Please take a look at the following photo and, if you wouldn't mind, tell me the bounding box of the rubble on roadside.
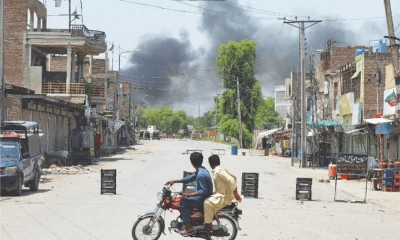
[41,164,97,175]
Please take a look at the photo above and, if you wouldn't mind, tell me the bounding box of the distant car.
[147,125,157,133]
[152,132,160,140]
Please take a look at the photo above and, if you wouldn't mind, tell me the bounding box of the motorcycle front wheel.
[208,214,238,240]
[132,216,163,240]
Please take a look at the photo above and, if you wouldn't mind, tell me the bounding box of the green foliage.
[219,116,252,147]
[141,107,189,134]
[85,82,96,106]
[255,97,284,130]
[186,110,217,133]
[216,40,263,146]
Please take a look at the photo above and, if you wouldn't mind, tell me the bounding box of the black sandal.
[203,225,213,232]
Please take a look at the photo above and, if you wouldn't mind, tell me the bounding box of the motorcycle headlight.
[157,192,164,201]
[4,166,18,175]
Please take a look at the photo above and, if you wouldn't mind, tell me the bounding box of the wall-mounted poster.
[339,92,355,116]
[352,102,362,125]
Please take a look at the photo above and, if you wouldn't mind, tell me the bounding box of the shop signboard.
[336,153,368,175]
[334,153,368,203]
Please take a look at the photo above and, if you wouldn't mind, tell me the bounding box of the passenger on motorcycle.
[204,155,242,232]
[168,152,213,236]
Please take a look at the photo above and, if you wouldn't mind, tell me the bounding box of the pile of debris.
[42,164,97,175]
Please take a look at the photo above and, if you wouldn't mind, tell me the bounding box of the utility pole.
[1,0,5,123]
[118,48,140,121]
[198,102,200,134]
[376,50,382,113]
[384,0,399,72]
[284,17,322,168]
[68,0,71,32]
[236,77,243,148]
[291,98,295,166]
[214,95,218,142]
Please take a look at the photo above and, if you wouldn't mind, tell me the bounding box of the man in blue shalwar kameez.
[169,152,213,236]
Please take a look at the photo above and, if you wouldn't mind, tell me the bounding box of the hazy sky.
[43,0,400,115]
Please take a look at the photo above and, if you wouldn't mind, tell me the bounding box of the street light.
[215,93,220,142]
[118,49,141,75]
[115,48,141,121]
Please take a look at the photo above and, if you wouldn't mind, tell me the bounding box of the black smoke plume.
[122,0,384,116]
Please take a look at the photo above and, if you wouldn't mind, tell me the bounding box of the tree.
[141,107,189,134]
[216,40,263,147]
[255,97,284,130]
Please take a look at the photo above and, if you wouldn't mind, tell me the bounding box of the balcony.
[42,83,107,105]
[42,83,85,94]
[28,25,107,55]
[91,87,106,98]
[71,25,106,45]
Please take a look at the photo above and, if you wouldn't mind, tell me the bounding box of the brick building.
[0,0,111,154]
[315,40,399,163]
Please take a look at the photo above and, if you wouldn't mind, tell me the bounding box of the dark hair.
[190,152,203,167]
[208,155,220,166]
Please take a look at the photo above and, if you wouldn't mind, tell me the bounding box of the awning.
[351,70,360,79]
[345,128,366,134]
[22,95,86,110]
[4,83,35,95]
[307,120,339,127]
[254,128,282,148]
[364,118,394,125]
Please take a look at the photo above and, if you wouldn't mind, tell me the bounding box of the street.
[1,140,399,240]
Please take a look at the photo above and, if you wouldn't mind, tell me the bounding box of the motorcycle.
[132,183,242,240]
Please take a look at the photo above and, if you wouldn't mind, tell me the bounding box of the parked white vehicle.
[147,125,157,133]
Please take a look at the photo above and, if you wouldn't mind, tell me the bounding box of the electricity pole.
[236,77,243,148]
[384,0,399,73]
[214,94,218,142]
[376,50,382,113]
[283,17,321,168]
[68,0,71,32]
[1,0,5,123]
[198,102,200,134]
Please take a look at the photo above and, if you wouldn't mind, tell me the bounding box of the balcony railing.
[42,83,105,97]
[71,24,106,45]
[92,87,106,97]
[42,83,85,94]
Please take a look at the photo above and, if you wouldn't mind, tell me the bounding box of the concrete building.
[0,0,110,155]
[275,85,291,119]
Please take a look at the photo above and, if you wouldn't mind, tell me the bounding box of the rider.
[203,155,242,232]
[168,152,213,236]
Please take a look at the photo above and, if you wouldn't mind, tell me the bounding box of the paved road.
[1,140,399,240]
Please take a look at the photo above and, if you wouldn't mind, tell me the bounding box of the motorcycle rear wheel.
[132,216,162,240]
[208,214,238,240]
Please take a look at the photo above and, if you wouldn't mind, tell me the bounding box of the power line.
[394,22,400,32]
[222,0,300,18]
[174,0,278,20]
[270,23,285,55]
[117,0,277,20]
[321,15,400,21]
[116,0,203,15]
